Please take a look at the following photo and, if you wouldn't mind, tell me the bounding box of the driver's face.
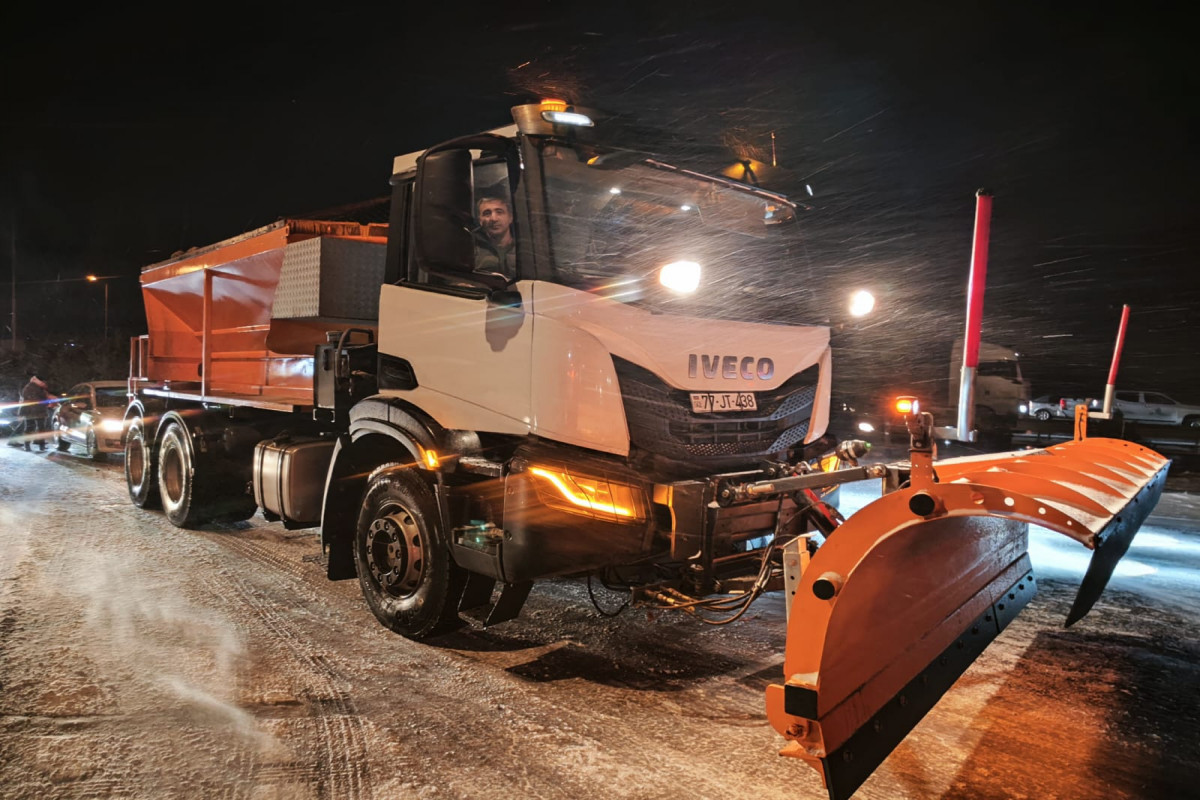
[478,199,512,240]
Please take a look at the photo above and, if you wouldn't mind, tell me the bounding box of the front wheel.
[52,415,71,451]
[87,429,109,462]
[354,465,465,640]
[1035,409,1052,421]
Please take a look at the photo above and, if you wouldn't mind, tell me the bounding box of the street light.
[849,289,876,317]
[86,274,109,342]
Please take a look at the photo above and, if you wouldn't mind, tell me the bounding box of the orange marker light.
[540,98,568,113]
[894,396,919,415]
[527,466,646,522]
[422,448,440,469]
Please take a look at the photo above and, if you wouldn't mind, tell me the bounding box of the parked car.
[1025,395,1100,421]
[1026,395,1065,421]
[1112,390,1200,428]
[51,380,129,460]
[0,400,20,437]
[0,393,23,438]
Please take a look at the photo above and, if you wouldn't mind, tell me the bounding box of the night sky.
[3,4,1196,402]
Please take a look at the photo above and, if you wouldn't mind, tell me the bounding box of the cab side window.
[471,162,516,280]
[410,146,517,294]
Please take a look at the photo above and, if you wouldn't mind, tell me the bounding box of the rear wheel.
[157,419,257,527]
[1183,416,1200,429]
[159,421,201,527]
[354,465,465,640]
[125,416,159,508]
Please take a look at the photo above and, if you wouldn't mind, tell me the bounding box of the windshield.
[977,360,1020,380]
[537,143,802,320]
[95,387,127,407]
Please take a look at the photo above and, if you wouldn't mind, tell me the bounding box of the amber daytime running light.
[528,466,646,523]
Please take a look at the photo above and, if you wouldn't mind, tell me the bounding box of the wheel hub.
[128,436,145,481]
[365,512,424,598]
[161,445,183,503]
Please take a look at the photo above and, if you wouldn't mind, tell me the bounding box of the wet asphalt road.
[1,436,1197,799]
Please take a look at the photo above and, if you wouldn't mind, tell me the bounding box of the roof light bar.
[542,110,594,127]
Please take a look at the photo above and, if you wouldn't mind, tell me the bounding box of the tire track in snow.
[202,532,372,800]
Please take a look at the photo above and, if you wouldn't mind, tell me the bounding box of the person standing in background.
[14,370,57,452]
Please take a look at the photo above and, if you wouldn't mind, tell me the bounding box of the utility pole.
[86,274,112,342]
[9,206,16,353]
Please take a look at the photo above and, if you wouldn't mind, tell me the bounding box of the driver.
[473,189,516,278]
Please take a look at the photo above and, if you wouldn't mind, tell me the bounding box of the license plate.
[689,392,757,413]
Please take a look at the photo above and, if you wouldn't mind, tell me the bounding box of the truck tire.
[157,419,258,527]
[125,416,160,509]
[158,421,203,527]
[354,464,465,640]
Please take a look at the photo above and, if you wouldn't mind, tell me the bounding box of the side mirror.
[470,270,513,293]
[488,288,523,310]
[415,148,476,274]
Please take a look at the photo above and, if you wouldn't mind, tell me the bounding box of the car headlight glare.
[659,260,701,294]
[100,419,125,433]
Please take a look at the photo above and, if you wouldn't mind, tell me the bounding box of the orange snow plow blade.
[765,437,1170,800]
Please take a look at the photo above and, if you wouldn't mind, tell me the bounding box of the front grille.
[613,356,819,464]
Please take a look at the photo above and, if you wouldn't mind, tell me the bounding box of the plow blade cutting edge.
[765,436,1170,799]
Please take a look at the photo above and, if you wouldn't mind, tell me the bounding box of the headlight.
[848,289,876,317]
[100,419,125,433]
[659,261,701,294]
[1019,403,1029,414]
[528,466,647,524]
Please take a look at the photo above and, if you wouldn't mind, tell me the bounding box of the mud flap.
[765,437,1170,799]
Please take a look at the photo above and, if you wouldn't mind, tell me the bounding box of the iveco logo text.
[688,354,774,380]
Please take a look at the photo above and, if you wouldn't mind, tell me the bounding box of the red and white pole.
[1102,304,1130,417]
[957,188,993,441]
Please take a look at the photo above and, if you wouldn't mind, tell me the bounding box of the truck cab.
[948,338,1030,424]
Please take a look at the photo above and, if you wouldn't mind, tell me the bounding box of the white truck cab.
[948,338,1031,423]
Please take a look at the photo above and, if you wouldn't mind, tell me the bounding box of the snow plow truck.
[120,99,1170,799]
